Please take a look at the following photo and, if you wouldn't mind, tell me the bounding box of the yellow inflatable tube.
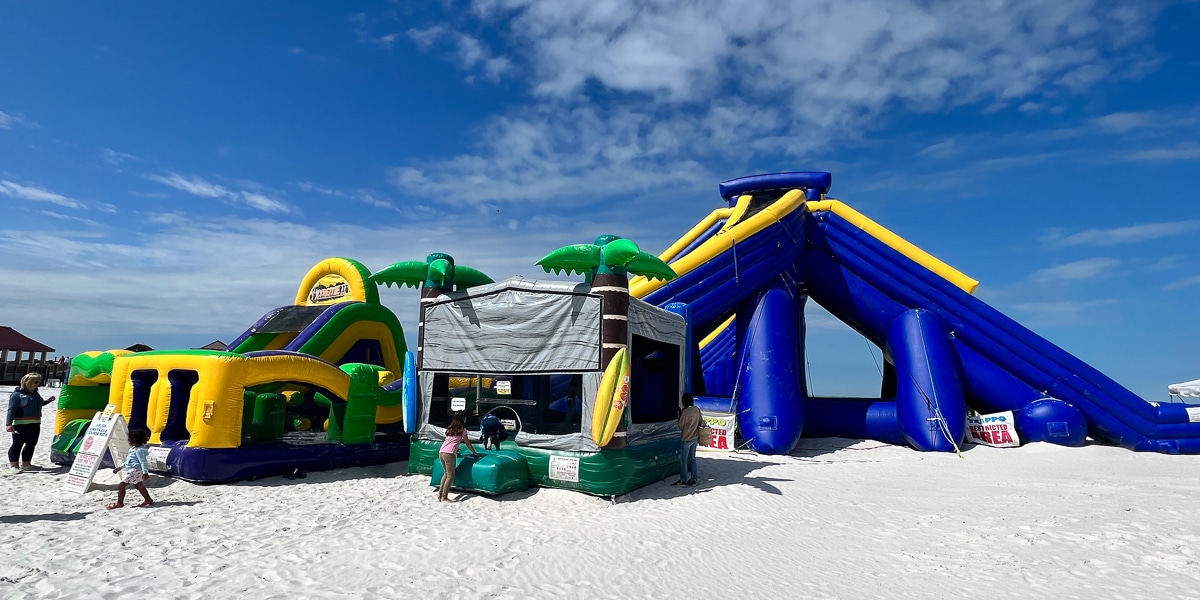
[630,189,808,297]
[629,190,978,298]
[658,207,735,264]
[806,200,978,294]
[698,314,736,350]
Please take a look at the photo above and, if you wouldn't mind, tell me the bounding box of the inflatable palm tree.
[371,253,494,366]
[536,235,676,448]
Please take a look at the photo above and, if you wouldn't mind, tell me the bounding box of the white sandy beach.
[4,401,1200,599]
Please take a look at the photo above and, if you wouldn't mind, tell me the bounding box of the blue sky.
[1,1,1197,401]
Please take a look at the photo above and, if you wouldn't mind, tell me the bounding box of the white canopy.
[1168,378,1200,398]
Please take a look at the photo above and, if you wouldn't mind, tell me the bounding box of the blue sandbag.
[1016,398,1088,447]
[430,450,530,495]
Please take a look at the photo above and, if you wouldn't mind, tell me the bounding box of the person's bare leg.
[135,482,153,506]
[108,482,128,509]
[438,454,456,502]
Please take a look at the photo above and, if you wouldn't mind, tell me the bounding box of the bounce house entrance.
[428,372,584,437]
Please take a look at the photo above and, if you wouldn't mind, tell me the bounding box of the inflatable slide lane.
[634,171,1200,456]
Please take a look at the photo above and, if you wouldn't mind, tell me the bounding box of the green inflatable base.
[430,450,531,495]
[411,437,680,497]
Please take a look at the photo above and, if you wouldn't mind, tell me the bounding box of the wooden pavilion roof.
[0,326,55,353]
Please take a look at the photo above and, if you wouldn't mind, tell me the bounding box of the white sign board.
[63,407,130,495]
[1186,407,1200,423]
[450,397,467,411]
[699,412,737,452]
[548,455,580,482]
[147,446,173,472]
[495,380,511,396]
[965,411,1020,448]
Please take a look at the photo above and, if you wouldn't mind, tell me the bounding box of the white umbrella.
[1168,378,1200,398]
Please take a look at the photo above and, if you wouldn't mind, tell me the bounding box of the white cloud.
[1093,111,1157,133]
[148,173,231,198]
[100,148,138,165]
[1126,143,1200,161]
[918,139,958,159]
[0,180,86,209]
[389,105,712,203]
[351,12,403,49]
[39,211,101,227]
[149,172,295,213]
[387,0,1164,205]
[0,203,678,354]
[0,110,37,129]
[295,181,396,210]
[1148,255,1188,272]
[240,192,291,214]
[478,0,1156,107]
[1165,274,1200,291]
[1057,64,1112,92]
[407,26,511,82]
[1029,258,1120,283]
[1043,221,1200,247]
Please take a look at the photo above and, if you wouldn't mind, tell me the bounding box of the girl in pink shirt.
[438,411,479,503]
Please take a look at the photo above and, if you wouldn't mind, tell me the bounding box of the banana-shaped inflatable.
[591,348,631,446]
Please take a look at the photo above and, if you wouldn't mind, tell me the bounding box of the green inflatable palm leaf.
[454,266,494,289]
[427,257,452,288]
[536,244,602,276]
[372,254,494,291]
[370,261,430,289]
[599,238,640,267]
[537,236,676,281]
[623,253,676,281]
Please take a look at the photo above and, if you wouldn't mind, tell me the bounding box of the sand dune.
[4,404,1200,599]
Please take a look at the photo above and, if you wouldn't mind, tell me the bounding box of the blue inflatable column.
[663,302,696,394]
[886,309,967,452]
[401,351,420,434]
[802,397,907,446]
[736,281,806,454]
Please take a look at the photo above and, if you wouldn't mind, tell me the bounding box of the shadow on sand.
[0,511,90,524]
[87,475,181,492]
[614,451,789,503]
[225,461,411,488]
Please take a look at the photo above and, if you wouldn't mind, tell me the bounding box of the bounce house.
[50,257,456,482]
[402,235,689,497]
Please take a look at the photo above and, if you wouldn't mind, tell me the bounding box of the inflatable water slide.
[51,258,423,481]
[633,172,1200,456]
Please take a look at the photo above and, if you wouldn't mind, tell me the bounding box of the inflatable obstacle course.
[52,258,419,482]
